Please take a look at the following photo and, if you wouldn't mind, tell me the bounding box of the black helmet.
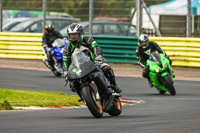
[45,24,55,34]
[138,34,149,48]
[67,23,84,44]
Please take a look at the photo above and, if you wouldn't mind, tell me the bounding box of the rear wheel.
[108,97,122,116]
[163,74,176,95]
[81,86,103,118]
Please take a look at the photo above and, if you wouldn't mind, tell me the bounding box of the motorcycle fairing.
[68,46,96,80]
[147,52,173,92]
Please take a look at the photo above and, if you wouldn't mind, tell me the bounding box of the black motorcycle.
[67,46,122,118]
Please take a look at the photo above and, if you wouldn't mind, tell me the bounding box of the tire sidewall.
[163,74,176,95]
[108,97,122,116]
[81,86,103,118]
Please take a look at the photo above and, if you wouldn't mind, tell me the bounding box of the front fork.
[69,78,101,102]
[149,72,168,92]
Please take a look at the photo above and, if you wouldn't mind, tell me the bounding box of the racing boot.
[172,71,175,78]
[147,77,153,88]
[48,59,54,71]
[43,59,51,69]
[110,76,122,93]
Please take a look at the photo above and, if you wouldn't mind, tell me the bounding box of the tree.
[2,0,171,20]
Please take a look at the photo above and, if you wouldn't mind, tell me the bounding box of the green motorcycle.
[146,52,176,95]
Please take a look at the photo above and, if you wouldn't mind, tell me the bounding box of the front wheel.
[157,89,166,95]
[163,74,176,95]
[81,86,103,118]
[108,97,122,116]
[52,70,62,77]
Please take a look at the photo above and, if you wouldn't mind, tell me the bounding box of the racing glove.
[95,55,103,64]
[44,47,51,52]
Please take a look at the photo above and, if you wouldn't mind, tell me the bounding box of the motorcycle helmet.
[45,24,55,34]
[67,23,84,44]
[138,34,149,48]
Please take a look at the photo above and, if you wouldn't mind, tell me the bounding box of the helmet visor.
[47,28,53,33]
[69,33,80,41]
[140,41,147,46]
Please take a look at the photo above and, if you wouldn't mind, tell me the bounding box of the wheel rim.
[89,86,103,114]
[117,102,121,110]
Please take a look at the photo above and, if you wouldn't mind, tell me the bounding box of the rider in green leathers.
[62,23,122,93]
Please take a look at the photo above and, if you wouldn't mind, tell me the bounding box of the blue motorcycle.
[43,38,67,77]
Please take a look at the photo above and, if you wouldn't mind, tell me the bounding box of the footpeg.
[112,92,121,97]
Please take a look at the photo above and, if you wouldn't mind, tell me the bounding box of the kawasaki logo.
[144,49,151,55]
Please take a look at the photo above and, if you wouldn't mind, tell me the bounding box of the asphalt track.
[0,68,200,133]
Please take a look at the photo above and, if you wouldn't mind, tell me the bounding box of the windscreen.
[52,39,65,48]
[71,46,91,70]
[149,52,161,66]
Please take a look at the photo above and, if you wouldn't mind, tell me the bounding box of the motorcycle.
[43,38,67,77]
[66,46,122,118]
[146,52,176,95]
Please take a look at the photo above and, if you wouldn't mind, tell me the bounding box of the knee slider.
[142,69,148,78]
[102,66,113,78]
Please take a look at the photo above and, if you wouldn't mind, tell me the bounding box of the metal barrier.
[149,37,200,67]
[0,33,138,63]
[0,32,44,59]
[0,32,200,67]
[91,35,138,63]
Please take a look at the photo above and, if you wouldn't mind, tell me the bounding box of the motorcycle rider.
[136,34,173,87]
[63,23,122,93]
[42,24,64,69]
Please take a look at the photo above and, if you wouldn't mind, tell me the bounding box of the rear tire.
[81,86,103,118]
[108,97,122,116]
[163,74,176,95]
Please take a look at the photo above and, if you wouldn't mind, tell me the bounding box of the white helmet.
[67,23,84,44]
[138,34,149,48]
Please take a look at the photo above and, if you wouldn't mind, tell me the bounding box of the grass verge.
[0,89,84,110]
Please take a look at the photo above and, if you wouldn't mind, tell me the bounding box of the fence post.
[187,0,192,37]
[42,0,46,33]
[136,0,142,37]
[141,0,162,37]
[89,0,93,35]
[0,0,2,32]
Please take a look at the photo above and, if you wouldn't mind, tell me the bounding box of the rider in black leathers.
[62,23,122,93]
[136,34,173,87]
[42,24,64,69]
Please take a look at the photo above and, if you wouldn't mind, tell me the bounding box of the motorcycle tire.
[163,74,176,95]
[81,86,103,118]
[107,97,122,116]
[52,70,62,77]
[158,89,166,95]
